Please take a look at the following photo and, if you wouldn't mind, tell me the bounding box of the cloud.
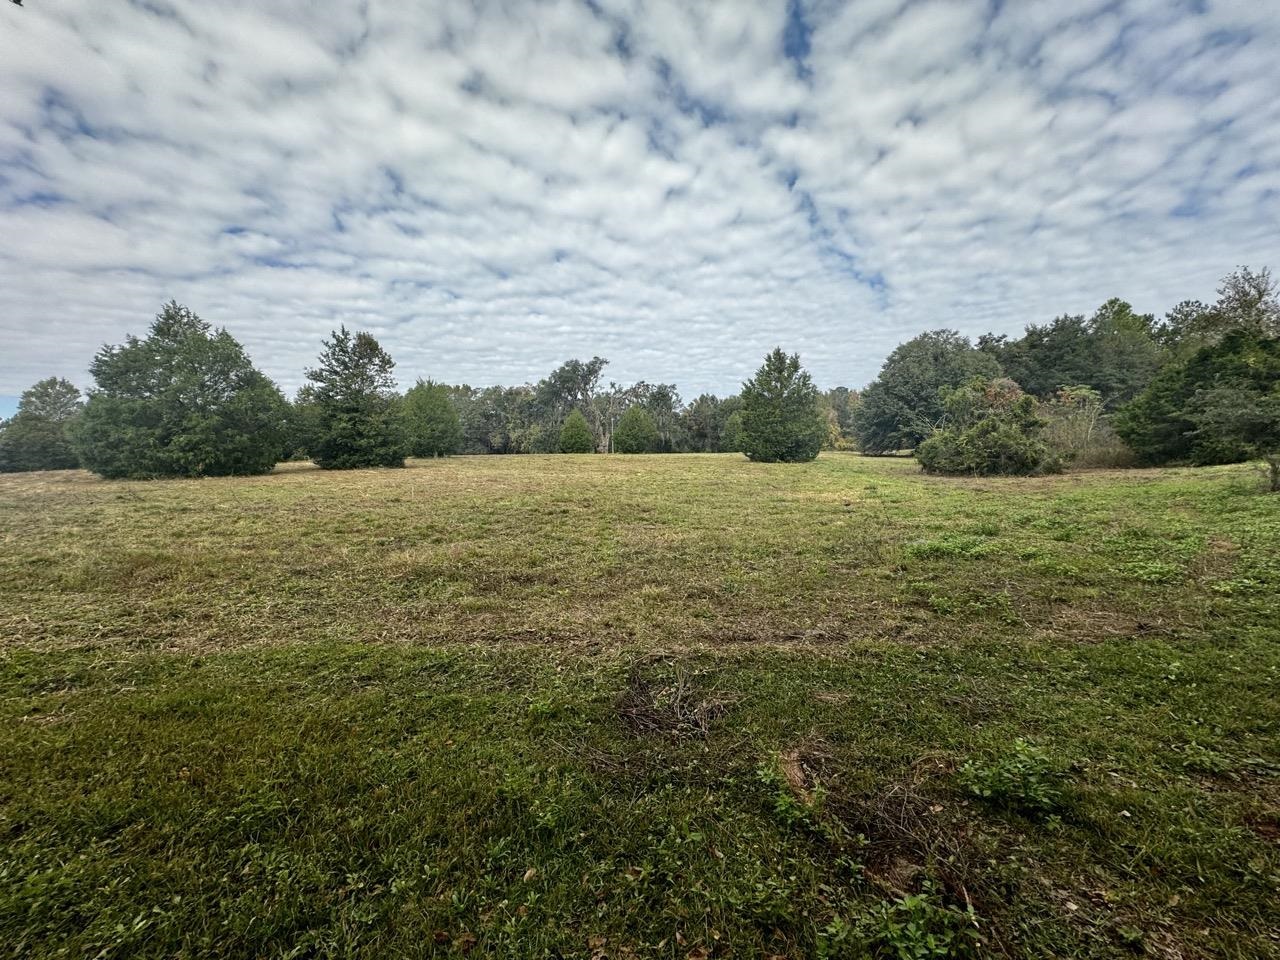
[0,0,1277,399]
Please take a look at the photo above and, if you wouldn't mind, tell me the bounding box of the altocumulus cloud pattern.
[1,0,1278,402]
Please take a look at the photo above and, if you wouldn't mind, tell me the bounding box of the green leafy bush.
[820,885,980,959]
[916,378,1057,476]
[959,738,1064,815]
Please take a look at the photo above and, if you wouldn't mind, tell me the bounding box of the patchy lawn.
[1,453,1277,958]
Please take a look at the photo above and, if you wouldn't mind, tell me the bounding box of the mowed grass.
[1,453,1278,959]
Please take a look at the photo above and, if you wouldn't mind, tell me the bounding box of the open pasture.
[1,454,1278,958]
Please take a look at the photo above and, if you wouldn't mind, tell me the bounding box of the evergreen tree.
[739,348,824,463]
[403,379,462,457]
[720,410,746,453]
[612,405,659,453]
[305,327,406,470]
[0,377,82,472]
[1115,331,1280,467]
[74,302,286,479]
[558,409,595,453]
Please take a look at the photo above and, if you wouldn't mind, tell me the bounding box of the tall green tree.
[739,349,824,463]
[305,327,405,470]
[612,405,659,453]
[720,410,746,453]
[856,330,1000,454]
[0,377,82,472]
[1188,385,1280,492]
[403,379,462,457]
[1156,267,1280,352]
[558,409,595,453]
[1087,299,1163,407]
[74,302,286,479]
[1115,331,1280,468]
[534,358,609,452]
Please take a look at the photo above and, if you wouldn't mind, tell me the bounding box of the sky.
[2,0,1279,417]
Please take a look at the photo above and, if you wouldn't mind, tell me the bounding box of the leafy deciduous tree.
[856,330,1000,454]
[403,379,462,457]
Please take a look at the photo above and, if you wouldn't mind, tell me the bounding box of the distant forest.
[1,266,1277,486]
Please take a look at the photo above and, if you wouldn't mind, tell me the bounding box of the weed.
[958,738,1065,816]
[820,884,980,959]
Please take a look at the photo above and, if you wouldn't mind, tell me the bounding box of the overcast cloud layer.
[2,0,1279,407]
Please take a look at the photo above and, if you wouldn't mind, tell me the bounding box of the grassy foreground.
[1,453,1278,959]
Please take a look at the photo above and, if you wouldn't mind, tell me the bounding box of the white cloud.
[0,0,1278,401]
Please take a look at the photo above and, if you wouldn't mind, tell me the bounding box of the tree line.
[1,267,1276,488]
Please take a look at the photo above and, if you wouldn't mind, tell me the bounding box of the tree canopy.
[855,330,999,454]
[403,379,462,458]
[1115,331,1280,469]
[0,377,82,472]
[74,302,286,479]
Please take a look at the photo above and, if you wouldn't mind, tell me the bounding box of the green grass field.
[2,453,1278,958]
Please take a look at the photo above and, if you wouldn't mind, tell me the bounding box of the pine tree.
[558,409,595,453]
[74,302,286,479]
[740,349,824,463]
[305,327,405,470]
[612,405,659,453]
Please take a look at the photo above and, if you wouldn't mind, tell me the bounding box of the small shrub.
[612,405,659,453]
[958,738,1064,816]
[757,760,811,826]
[915,378,1058,476]
[820,884,980,959]
[558,409,595,453]
[905,535,995,560]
